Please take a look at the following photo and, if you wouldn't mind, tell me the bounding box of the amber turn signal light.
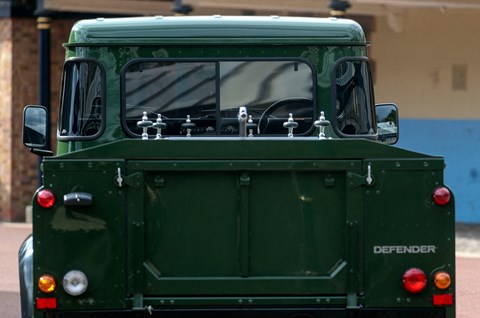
[38,274,56,293]
[434,271,452,290]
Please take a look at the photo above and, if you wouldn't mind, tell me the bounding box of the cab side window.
[59,60,105,139]
[333,59,375,136]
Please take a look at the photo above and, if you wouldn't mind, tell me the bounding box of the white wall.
[371,8,480,119]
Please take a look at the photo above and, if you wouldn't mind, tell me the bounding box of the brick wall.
[0,19,13,221]
[11,18,38,222]
[0,17,76,221]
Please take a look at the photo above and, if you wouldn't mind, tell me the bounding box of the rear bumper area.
[44,307,446,318]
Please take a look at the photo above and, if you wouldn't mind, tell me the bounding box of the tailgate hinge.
[133,294,153,315]
[348,164,375,189]
[347,292,359,309]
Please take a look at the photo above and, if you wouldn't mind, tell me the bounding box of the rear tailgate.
[126,159,363,302]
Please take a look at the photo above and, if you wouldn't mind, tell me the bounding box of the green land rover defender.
[20,16,455,318]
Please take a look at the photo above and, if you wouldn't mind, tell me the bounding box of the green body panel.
[34,160,127,311]
[57,138,434,160]
[67,16,366,46]
[363,159,455,308]
[57,42,367,154]
[135,166,350,295]
[35,140,454,311]
[28,15,455,318]
[57,16,368,154]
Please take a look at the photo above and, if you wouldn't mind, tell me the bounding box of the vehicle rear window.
[122,60,315,137]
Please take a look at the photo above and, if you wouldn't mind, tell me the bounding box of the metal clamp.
[181,115,196,137]
[283,113,298,138]
[152,114,167,139]
[247,115,257,138]
[137,112,153,140]
[238,107,248,138]
[314,111,331,140]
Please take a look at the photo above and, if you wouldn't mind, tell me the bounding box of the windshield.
[123,60,315,137]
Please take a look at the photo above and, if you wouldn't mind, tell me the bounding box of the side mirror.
[375,103,399,145]
[23,105,52,156]
[23,105,47,148]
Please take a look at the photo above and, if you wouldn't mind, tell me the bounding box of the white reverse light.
[63,270,88,296]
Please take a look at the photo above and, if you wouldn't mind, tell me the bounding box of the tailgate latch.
[366,164,373,185]
[348,164,375,188]
[115,168,142,188]
[116,167,123,187]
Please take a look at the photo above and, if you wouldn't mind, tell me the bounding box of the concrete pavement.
[0,222,31,318]
[455,223,480,257]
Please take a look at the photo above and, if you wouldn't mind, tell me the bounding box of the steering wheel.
[257,97,312,135]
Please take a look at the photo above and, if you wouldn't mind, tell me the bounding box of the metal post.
[37,16,51,150]
[172,0,193,15]
[37,15,51,186]
[328,0,351,17]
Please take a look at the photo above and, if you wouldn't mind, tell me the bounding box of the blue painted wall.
[396,119,480,223]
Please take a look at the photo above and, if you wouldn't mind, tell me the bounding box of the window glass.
[125,61,217,135]
[124,60,314,137]
[334,60,375,136]
[59,61,104,138]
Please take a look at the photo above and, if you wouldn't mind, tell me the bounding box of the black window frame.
[57,58,106,141]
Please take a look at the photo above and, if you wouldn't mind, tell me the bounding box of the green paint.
[27,16,454,318]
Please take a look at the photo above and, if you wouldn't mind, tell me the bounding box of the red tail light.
[433,187,451,206]
[403,268,427,293]
[433,294,453,306]
[36,297,57,309]
[37,189,55,208]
